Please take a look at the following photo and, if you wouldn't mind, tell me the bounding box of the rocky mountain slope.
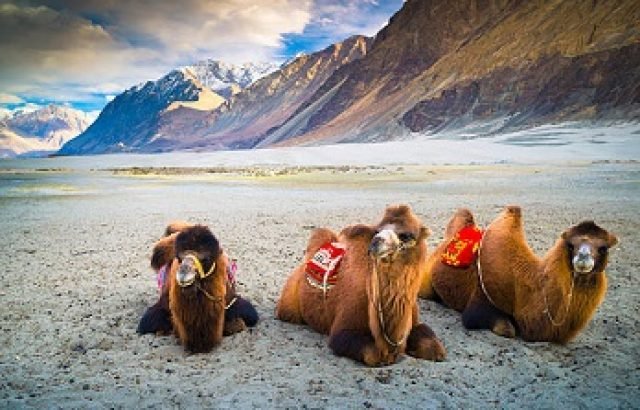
[58,61,277,155]
[59,0,639,155]
[270,0,640,146]
[0,105,92,157]
[157,35,371,150]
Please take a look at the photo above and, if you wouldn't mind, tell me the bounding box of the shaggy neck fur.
[169,255,227,353]
[368,245,424,353]
[519,239,607,343]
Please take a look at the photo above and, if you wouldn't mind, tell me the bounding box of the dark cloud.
[0,0,402,111]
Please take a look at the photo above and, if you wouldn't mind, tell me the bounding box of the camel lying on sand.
[137,223,258,353]
[420,206,618,343]
[277,205,446,366]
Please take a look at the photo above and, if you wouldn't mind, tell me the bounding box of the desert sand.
[0,157,638,408]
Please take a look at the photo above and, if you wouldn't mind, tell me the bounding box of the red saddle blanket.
[441,225,483,268]
[306,242,346,290]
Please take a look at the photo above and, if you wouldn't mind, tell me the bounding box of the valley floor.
[0,162,638,408]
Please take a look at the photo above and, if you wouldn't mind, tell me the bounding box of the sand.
[0,161,638,408]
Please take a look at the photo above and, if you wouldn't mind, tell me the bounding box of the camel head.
[368,205,430,263]
[174,225,222,291]
[561,221,618,279]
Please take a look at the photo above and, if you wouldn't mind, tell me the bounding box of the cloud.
[280,0,403,59]
[0,1,312,109]
[0,0,404,112]
[0,93,25,104]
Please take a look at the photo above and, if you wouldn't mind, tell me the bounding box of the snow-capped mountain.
[58,60,277,155]
[186,60,279,99]
[0,105,93,157]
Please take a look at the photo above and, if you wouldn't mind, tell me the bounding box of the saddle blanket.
[441,225,483,268]
[306,242,346,291]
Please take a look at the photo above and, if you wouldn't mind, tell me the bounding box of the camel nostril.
[573,256,595,273]
[177,263,197,287]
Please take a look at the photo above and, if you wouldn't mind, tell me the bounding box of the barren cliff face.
[272,0,640,146]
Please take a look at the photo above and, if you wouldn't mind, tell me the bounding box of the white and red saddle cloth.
[305,242,346,291]
[441,225,483,268]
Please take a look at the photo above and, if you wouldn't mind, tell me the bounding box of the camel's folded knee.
[137,303,172,335]
[406,324,447,362]
[226,297,259,328]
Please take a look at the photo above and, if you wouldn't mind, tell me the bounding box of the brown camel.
[421,206,618,343]
[276,205,446,366]
[137,223,258,353]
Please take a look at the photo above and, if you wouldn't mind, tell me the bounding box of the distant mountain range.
[0,105,92,158]
[58,60,280,155]
[59,0,640,156]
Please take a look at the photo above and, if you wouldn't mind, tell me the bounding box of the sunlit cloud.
[0,93,25,104]
[0,0,403,112]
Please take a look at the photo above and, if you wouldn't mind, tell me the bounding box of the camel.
[420,206,618,343]
[276,204,446,366]
[137,223,258,353]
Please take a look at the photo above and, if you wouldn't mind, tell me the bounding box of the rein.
[369,237,417,351]
[179,252,237,310]
[475,219,499,307]
[541,270,575,327]
[371,260,407,350]
[476,222,575,327]
[194,282,238,310]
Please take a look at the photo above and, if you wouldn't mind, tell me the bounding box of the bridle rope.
[476,222,575,327]
[369,238,417,350]
[541,269,575,327]
[475,221,499,307]
[371,260,407,350]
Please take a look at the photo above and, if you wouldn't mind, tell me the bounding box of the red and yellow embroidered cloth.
[441,225,483,268]
[306,242,346,290]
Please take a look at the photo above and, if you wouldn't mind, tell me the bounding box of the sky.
[0,0,404,116]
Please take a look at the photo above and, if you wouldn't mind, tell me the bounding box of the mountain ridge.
[58,0,640,155]
[0,105,92,157]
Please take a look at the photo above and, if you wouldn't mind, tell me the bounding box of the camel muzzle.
[177,258,198,287]
[573,244,595,274]
[368,229,400,260]
[176,253,216,287]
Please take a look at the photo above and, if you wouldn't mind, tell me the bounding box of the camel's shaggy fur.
[276,205,446,366]
[137,223,258,353]
[422,206,618,343]
[418,208,478,311]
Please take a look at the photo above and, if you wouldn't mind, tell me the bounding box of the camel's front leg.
[223,297,259,336]
[223,317,247,336]
[137,291,172,335]
[405,324,446,361]
[328,329,398,366]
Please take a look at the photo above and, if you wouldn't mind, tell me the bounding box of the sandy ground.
[0,162,639,408]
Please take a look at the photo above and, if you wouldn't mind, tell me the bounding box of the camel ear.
[419,226,431,240]
[607,232,619,247]
[561,230,569,241]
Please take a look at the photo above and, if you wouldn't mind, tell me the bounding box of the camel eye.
[202,257,212,269]
[566,243,575,253]
[398,232,415,243]
[598,246,608,255]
